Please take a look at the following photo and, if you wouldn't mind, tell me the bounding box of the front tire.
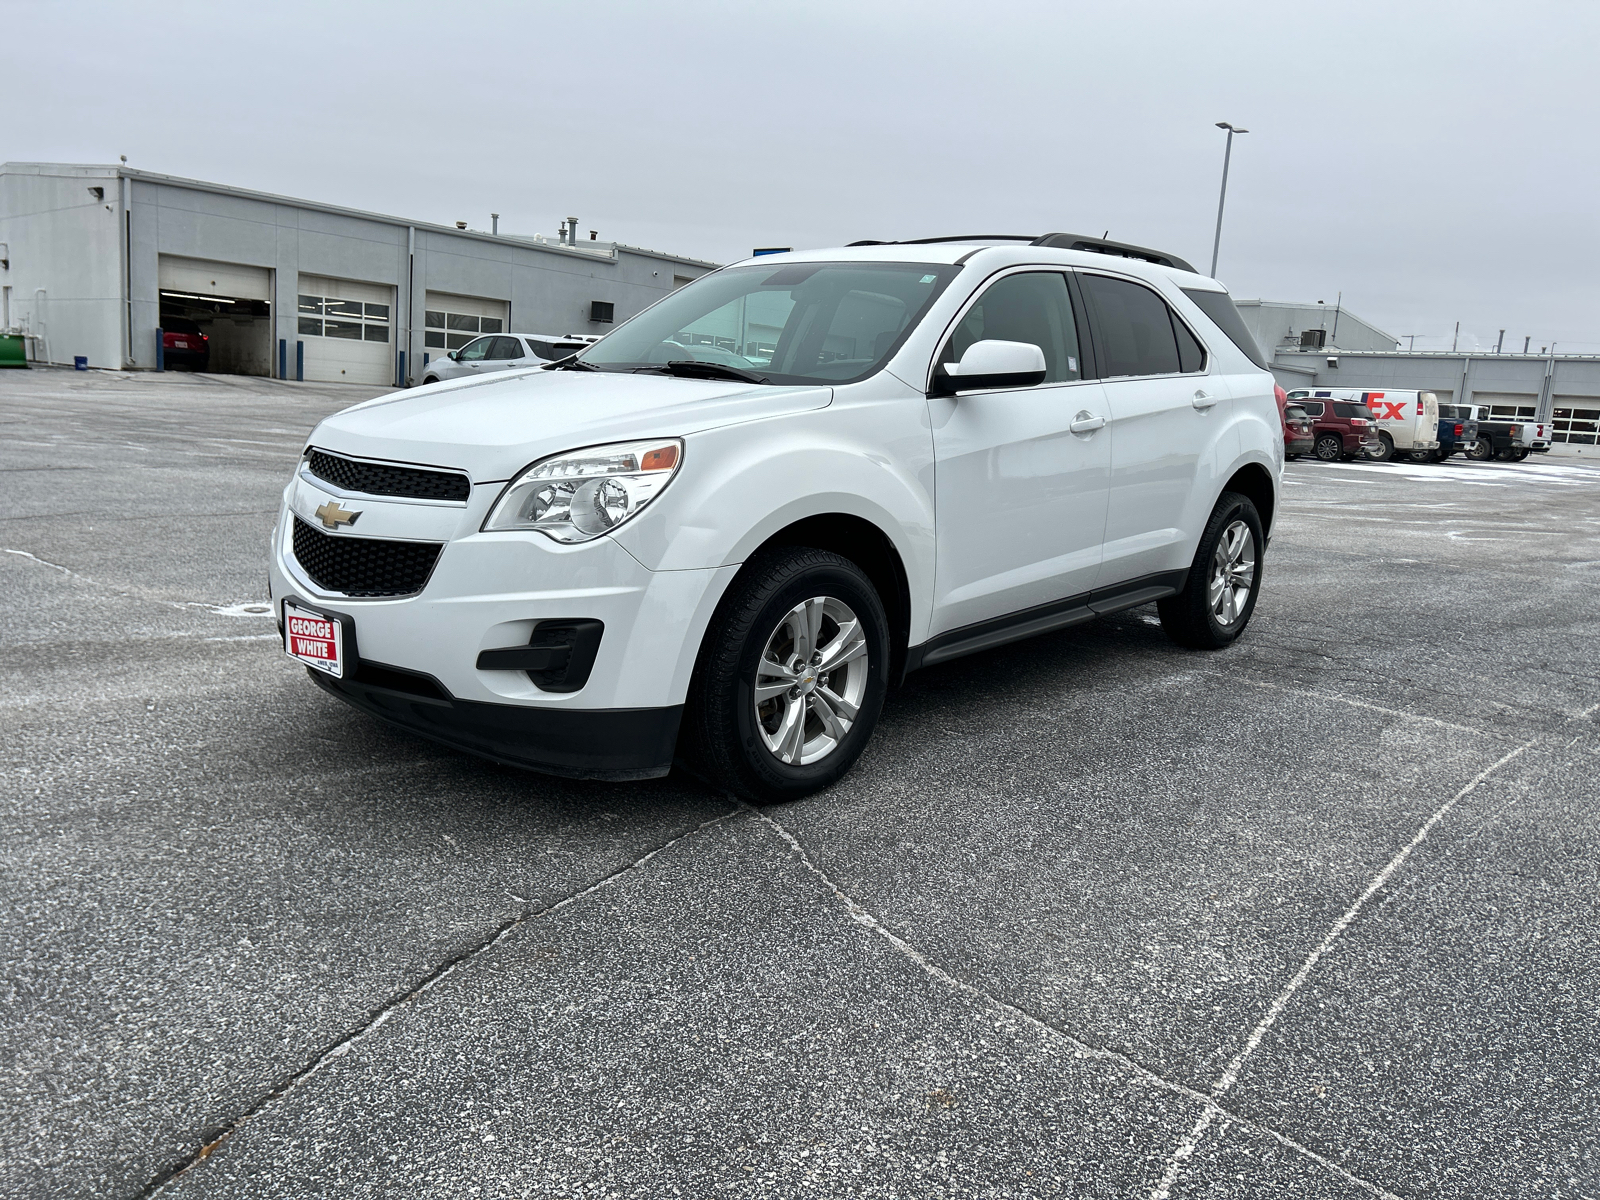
[1368,431,1396,462]
[683,547,888,804]
[1158,492,1264,650]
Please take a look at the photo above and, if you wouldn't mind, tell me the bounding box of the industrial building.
[1242,296,1600,447]
[0,163,716,385]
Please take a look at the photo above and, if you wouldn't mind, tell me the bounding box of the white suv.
[272,234,1281,802]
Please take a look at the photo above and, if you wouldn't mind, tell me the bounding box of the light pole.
[1210,122,1248,278]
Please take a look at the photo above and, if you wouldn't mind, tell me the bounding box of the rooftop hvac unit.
[1300,328,1327,349]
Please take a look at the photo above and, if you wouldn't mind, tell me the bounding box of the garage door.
[424,292,509,361]
[298,275,395,386]
[1470,392,1539,420]
[159,255,270,301]
[158,256,274,376]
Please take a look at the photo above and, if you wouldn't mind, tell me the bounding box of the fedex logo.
[1362,392,1406,420]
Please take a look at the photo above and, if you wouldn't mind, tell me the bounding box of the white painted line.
[753,809,1401,1200]
[1147,741,1532,1199]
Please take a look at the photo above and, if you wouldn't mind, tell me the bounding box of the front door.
[930,270,1111,637]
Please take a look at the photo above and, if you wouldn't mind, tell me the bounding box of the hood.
[308,367,832,481]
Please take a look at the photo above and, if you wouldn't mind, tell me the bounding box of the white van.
[1289,389,1438,462]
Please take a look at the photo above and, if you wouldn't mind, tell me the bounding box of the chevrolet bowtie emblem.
[314,501,360,530]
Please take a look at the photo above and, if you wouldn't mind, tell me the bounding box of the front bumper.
[269,472,736,771]
[309,667,682,779]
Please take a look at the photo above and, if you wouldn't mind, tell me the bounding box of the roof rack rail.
[844,233,1199,273]
[1030,233,1197,274]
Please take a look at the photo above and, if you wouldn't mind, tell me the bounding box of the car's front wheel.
[683,547,888,804]
[1368,431,1396,461]
[1158,492,1264,650]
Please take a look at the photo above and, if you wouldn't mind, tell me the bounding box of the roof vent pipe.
[491,213,499,235]
[558,219,568,244]
[567,217,579,247]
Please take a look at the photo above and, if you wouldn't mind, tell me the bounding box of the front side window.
[1081,274,1184,378]
[581,261,962,385]
[940,271,1082,383]
[456,336,493,362]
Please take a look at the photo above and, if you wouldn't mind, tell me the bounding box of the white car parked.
[420,332,597,385]
[272,234,1281,802]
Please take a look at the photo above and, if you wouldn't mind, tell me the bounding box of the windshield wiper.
[546,354,599,371]
[663,359,770,385]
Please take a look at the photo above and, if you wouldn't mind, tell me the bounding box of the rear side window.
[1180,287,1269,369]
[1333,402,1368,419]
[943,271,1083,383]
[1297,401,1325,417]
[1285,406,1308,420]
[1081,274,1180,377]
[1174,318,1206,373]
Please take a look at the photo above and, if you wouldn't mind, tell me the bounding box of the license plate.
[284,602,345,678]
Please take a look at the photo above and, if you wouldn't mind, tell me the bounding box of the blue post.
[295,341,304,382]
[156,328,164,372]
[278,338,287,380]
[423,352,429,367]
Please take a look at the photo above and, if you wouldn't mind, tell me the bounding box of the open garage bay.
[2,369,1597,1199]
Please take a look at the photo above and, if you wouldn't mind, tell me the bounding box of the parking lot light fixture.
[1211,122,1249,278]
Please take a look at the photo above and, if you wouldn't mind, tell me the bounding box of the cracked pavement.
[2,369,1598,1199]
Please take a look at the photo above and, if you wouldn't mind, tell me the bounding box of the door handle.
[1069,411,1106,434]
[1192,389,1218,410]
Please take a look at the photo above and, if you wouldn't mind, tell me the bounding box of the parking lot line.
[1146,737,1541,1199]
[751,806,1405,1200]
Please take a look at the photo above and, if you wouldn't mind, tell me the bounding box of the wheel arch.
[728,512,913,685]
[1224,461,1277,538]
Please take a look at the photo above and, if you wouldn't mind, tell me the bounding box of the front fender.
[609,385,937,643]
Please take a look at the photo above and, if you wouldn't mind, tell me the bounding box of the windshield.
[580,261,963,384]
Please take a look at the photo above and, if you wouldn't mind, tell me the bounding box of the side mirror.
[446,350,459,361]
[931,340,1047,395]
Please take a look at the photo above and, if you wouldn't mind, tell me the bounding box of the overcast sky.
[8,0,1598,351]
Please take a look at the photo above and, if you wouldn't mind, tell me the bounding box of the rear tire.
[1314,434,1342,462]
[1467,435,1493,461]
[1515,449,1531,461]
[683,547,889,804]
[1158,492,1264,651]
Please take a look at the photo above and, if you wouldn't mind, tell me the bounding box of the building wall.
[0,165,124,366]
[1270,348,1600,442]
[3,163,717,382]
[1235,299,1398,354]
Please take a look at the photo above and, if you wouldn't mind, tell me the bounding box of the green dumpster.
[0,334,27,369]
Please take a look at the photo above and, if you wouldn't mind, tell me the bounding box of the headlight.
[482,438,682,542]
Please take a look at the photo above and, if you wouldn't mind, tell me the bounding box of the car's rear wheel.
[683,547,888,804]
[1314,434,1342,462]
[1157,492,1264,651]
[1467,435,1493,461]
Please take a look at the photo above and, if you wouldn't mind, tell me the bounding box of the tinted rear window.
[1333,402,1369,419]
[163,317,201,334]
[1181,288,1269,369]
[1296,401,1325,416]
[1081,274,1180,377]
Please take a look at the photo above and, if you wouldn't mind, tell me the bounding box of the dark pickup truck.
[1463,406,1534,462]
[1411,403,1479,462]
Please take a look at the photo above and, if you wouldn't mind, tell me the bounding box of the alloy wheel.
[1208,520,1256,627]
[753,596,869,766]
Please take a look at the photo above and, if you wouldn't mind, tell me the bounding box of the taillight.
[201,334,209,341]
[1454,423,1463,436]
[1350,417,1369,427]
[1417,400,1424,415]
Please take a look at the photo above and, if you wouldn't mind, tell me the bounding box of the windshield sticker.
[920,274,937,283]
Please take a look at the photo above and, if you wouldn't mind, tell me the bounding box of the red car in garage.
[162,317,210,371]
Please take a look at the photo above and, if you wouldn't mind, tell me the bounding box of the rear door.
[1079,271,1226,586]
[929,269,1110,635]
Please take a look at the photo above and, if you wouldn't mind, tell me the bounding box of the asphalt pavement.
[3,368,1597,1200]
